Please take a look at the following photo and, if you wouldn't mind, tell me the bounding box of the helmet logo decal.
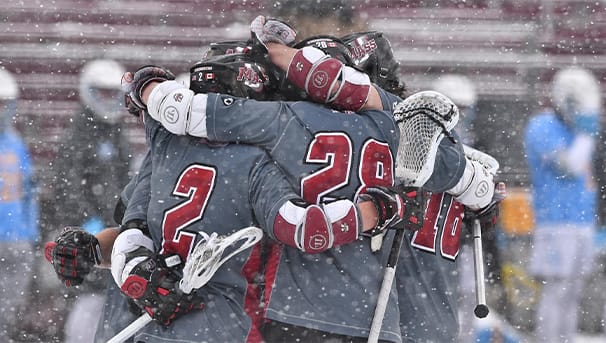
[163,106,179,124]
[173,93,183,103]
[237,66,262,84]
[223,97,234,106]
[349,38,378,63]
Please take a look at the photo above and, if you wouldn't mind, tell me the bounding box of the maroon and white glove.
[121,65,175,117]
[44,226,102,287]
[111,228,204,326]
[358,186,426,251]
[250,15,297,49]
[120,252,205,326]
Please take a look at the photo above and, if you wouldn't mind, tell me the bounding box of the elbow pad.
[146,80,209,137]
[287,47,370,111]
[449,157,495,210]
[273,199,360,254]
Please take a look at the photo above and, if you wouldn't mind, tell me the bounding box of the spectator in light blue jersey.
[0,67,39,342]
[524,66,601,343]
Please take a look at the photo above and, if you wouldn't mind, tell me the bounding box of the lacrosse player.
[525,66,600,342]
[45,62,418,342]
[134,18,503,342]
[0,68,39,343]
[245,19,504,343]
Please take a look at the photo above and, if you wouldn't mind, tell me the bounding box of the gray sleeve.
[122,150,152,224]
[205,93,294,149]
[248,154,299,240]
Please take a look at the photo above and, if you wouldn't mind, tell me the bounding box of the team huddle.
[44,15,504,343]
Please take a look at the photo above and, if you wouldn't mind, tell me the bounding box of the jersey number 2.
[161,164,217,259]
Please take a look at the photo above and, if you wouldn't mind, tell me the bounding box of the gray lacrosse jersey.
[101,116,299,343]
[378,90,466,342]
[206,93,403,342]
[205,90,467,343]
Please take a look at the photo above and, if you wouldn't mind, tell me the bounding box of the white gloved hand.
[250,15,296,48]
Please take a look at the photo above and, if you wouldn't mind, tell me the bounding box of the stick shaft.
[368,229,405,343]
[472,219,488,315]
[106,313,152,343]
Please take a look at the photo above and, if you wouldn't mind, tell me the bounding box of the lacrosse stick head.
[393,90,460,187]
[179,227,263,294]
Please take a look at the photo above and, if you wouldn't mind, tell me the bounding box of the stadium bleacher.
[1,0,605,195]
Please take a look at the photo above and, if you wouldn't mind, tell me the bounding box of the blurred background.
[0,0,605,342]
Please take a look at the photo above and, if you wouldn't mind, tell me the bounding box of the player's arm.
[250,156,424,254]
[249,15,383,111]
[525,116,594,177]
[44,151,153,286]
[264,42,383,111]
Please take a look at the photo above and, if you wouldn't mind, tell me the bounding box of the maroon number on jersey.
[161,164,217,260]
[411,193,464,260]
[301,132,394,203]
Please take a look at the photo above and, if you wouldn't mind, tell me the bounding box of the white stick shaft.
[106,313,152,343]
[473,219,487,309]
[368,267,395,343]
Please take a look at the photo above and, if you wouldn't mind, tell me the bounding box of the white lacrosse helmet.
[431,74,477,144]
[431,74,477,108]
[0,68,19,132]
[393,90,460,187]
[0,68,19,100]
[552,66,602,122]
[79,59,126,124]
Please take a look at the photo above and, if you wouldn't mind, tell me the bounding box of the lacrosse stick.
[107,226,263,343]
[472,218,489,318]
[463,144,500,319]
[369,91,456,342]
[368,229,405,343]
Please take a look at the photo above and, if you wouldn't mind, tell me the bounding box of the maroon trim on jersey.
[260,241,282,326]
[242,242,264,343]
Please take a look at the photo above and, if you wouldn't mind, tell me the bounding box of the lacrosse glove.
[44,226,102,287]
[119,251,205,326]
[358,186,426,252]
[248,15,296,62]
[463,182,507,230]
[121,65,175,117]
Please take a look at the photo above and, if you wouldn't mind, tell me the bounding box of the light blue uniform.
[525,111,595,225]
[0,129,37,241]
[524,110,596,343]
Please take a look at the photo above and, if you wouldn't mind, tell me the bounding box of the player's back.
[134,117,278,342]
[205,95,404,341]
